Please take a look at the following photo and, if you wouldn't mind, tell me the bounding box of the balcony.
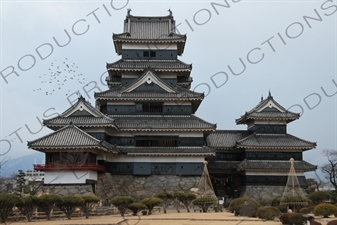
[34,163,106,172]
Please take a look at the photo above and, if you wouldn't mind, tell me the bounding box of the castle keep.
[28,10,316,200]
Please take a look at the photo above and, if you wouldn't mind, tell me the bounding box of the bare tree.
[321,149,337,190]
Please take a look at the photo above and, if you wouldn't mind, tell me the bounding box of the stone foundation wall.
[37,184,94,196]
[244,185,285,199]
[95,173,201,201]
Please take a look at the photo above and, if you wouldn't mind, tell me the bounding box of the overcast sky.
[0,0,336,178]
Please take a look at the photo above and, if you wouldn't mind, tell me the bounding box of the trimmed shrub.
[327,220,337,225]
[256,206,281,220]
[36,194,62,220]
[276,204,288,213]
[213,205,223,212]
[227,197,261,217]
[80,196,100,219]
[308,191,332,204]
[0,194,21,223]
[140,197,163,215]
[155,191,174,213]
[257,198,274,206]
[313,203,337,218]
[110,196,135,216]
[192,196,217,213]
[279,213,291,225]
[128,203,147,216]
[299,205,316,214]
[173,192,196,213]
[57,196,85,220]
[17,196,39,222]
[288,213,305,225]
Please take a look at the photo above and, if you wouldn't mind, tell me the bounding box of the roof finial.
[168,9,172,16]
[268,90,271,97]
[261,95,263,102]
[127,8,132,16]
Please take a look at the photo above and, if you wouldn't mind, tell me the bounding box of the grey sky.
[0,0,336,178]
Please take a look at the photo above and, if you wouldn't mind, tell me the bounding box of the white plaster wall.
[44,171,97,184]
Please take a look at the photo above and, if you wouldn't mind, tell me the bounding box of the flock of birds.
[33,58,86,96]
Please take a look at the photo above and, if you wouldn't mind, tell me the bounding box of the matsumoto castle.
[28,10,317,200]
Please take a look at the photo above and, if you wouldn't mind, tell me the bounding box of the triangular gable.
[69,110,94,117]
[62,97,102,118]
[256,98,285,113]
[122,69,176,93]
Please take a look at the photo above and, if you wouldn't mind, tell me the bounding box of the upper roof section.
[107,59,192,73]
[236,92,300,124]
[113,9,186,55]
[44,96,116,130]
[95,68,204,113]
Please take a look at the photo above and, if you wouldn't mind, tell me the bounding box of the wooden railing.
[33,163,105,172]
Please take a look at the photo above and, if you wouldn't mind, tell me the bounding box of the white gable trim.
[63,102,100,118]
[257,99,284,112]
[122,70,176,93]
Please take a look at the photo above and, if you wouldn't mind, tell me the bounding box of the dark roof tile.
[237,133,316,149]
[206,130,249,149]
[107,59,192,71]
[28,124,118,153]
[112,115,216,131]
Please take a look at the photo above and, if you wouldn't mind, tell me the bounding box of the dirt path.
[9,211,335,225]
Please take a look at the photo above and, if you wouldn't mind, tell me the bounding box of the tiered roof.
[236,92,300,124]
[112,115,216,131]
[44,96,116,130]
[113,9,186,55]
[206,130,249,150]
[207,131,315,150]
[107,59,192,72]
[96,69,203,112]
[28,124,118,153]
[236,134,316,150]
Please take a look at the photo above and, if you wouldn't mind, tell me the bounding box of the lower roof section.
[237,134,316,150]
[206,130,249,150]
[207,131,316,151]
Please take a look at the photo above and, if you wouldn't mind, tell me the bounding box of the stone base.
[243,185,285,199]
[37,184,94,196]
[95,173,201,201]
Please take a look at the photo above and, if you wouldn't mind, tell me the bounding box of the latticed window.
[136,136,178,147]
[142,103,163,112]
